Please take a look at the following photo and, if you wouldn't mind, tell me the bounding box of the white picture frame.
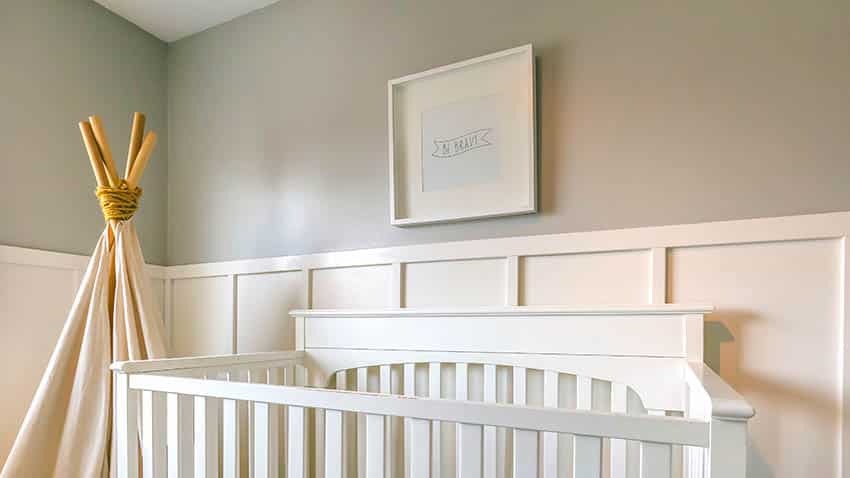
[388,44,536,226]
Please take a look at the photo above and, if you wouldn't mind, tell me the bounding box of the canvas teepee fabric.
[1,114,166,478]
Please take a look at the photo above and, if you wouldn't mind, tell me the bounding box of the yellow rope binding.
[95,180,142,221]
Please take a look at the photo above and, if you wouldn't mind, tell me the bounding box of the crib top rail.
[127,372,710,447]
[687,362,755,421]
[110,350,303,374]
[290,304,714,318]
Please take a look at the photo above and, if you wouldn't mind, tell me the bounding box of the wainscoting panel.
[311,265,392,309]
[669,239,842,477]
[237,271,304,353]
[519,249,651,305]
[404,258,506,307]
[0,262,76,467]
[172,276,233,357]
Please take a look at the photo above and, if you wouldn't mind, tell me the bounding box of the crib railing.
[112,354,752,478]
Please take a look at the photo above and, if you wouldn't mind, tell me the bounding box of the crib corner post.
[708,416,748,478]
[115,370,140,478]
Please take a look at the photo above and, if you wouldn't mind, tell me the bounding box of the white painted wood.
[222,398,239,478]
[326,409,344,478]
[312,265,391,309]
[513,429,538,478]
[379,365,393,475]
[542,370,559,478]
[116,373,139,478]
[131,374,710,446]
[0,259,77,466]
[237,270,304,352]
[511,367,537,477]
[172,276,233,357]
[366,414,386,478]
[456,423,482,478]
[404,259,506,307]
[640,442,672,478]
[141,390,166,478]
[194,395,220,478]
[253,401,280,478]
[482,364,497,478]
[391,262,404,307]
[707,418,747,478]
[230,274,238,353]
[520,250,650,305]
[302,312,702,358]
[429,363,442,478]
[288,406,307,478]
[358,367,369,478]
[112,350,302,374]
[337,370,353,478]
[505,256,519,306]
[650,247,667,304]
[610,383,628,478]
[15,210,850,478]
[575,376,602,478]
[409,418,431,478]
[167,392,194,477]
[404,363,416,478]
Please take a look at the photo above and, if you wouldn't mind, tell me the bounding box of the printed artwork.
[421,94,503,192]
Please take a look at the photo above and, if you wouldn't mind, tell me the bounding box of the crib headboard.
[290,305,711,410]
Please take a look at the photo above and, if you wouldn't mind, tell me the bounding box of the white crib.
[112,305,753,478]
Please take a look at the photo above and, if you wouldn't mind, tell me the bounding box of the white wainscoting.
[0,245,166,469]
[162,211,850,478]
[2,211,849,477]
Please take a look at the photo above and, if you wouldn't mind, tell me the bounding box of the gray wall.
[165,0,850,265]
[176,0,844,265]
[0,0,168,264]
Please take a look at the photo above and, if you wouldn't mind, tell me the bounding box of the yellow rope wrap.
[95,180,142,221]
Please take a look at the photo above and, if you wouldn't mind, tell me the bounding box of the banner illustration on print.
[431,128,493,158]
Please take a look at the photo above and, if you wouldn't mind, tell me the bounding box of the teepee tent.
[1,113,168,478]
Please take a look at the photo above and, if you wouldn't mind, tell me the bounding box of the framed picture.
[388,44,536,226]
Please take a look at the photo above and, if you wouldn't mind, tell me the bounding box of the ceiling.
[94,0,282,42]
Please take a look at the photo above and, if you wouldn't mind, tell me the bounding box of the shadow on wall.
[704,314,775,478]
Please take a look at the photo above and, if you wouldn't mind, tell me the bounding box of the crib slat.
[457,424,482,478]
[404,364,415,478]
[195,395,220,478]
[641,442,672,478]
[358,367,369,478]
[326,409,344,478]
[223,398,239,478]
[167,392,194,478]
[512,367,537,477]
[336,371,352,478]
[379,365,393,475]
[610,383,628,478]
[482,364,497,478]
[429,363,441,478]
[268,368,286,478]
[366,414,386,478]
[142,390,166,478]
[253,402,280,478]
[575,376,602,478]
[542,370,558,478]
[409,418,431,478]
[289,406,307,478]
[116,373,139,478]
